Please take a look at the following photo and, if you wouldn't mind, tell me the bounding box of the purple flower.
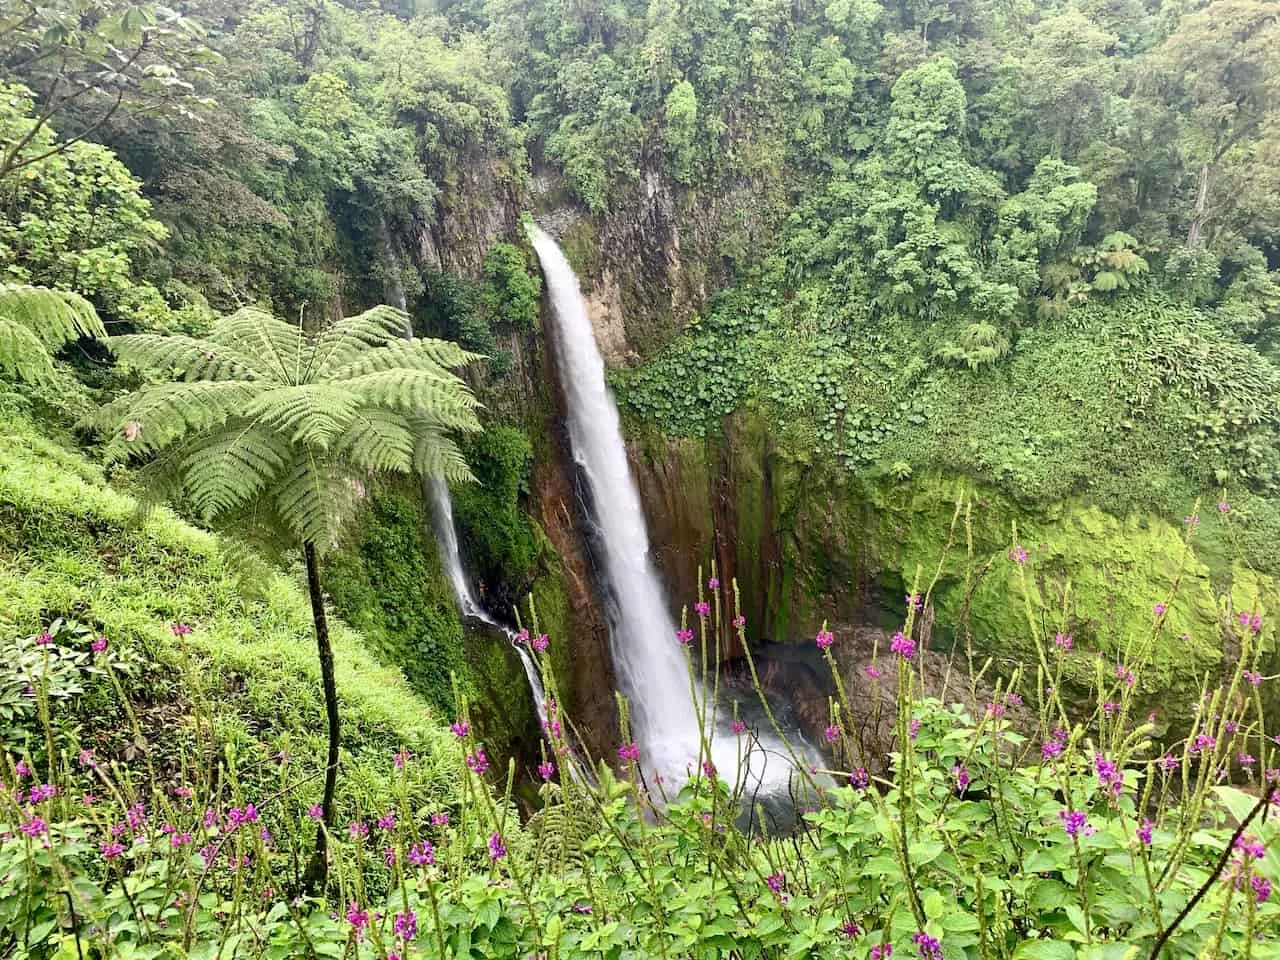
[28,783,57,803]
[890,631,915,660]
[572,902,593,914]
[394,909,417,942]
[170,831,192,848]
[431,812,449,828]
[377,811,396,831]
[349,822,369,840]
[906,593,923,611]
[865,665,882,680]
[732,614,746,629]
[1115,665,1134,687]
[1059,810,1091,838]
[676,628,694,646]
[126,802,145,831]
[171,622,191,636]
[450,720,470,738]
[617,742,640,763]
[19,815,47,837]
[850,768,870,790]
[1154,603,1167,617]
[815,629,835,650]
[708,577,720,590]
[307,804,323,820]
[488,832,506,861]
[841,921,863,939]
[1095,754,1124,795]
[1253,875,1271,904]
[1005,692,1023,707]
[1244,669,1263,685]
[1240,753,1256,767]
[909,718,921,740]
[1053,632,1073,652]
[731,719,747,734]
[35,631,52,646]
[14,760,30,777]
[394,749,411,770]
[77,749,96,768]
[346,902,370,940]
[408,841,435,866]
[1103,701,1119,716]
[952,765,970,794]
[765,872,786,897]
[1219,501,1231,513]
[538,761,556,781]
[101,840,125,859]
[702,760,717,779]
[986,702,1005,719]
[532,634,549,652]
[91,636,108,653]
[1191,733,1216,755]
[824,724,841,743]
[466,750,489,774]
[870,945,894,960]
[1235,834,1265,860]
[1137,820,1153,846]
[913,932,943,960]
[695,602,711,619]
[1009,545,1027,565]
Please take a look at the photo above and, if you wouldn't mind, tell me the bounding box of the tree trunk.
[301,541,340,893]
[1186,163,1210,247]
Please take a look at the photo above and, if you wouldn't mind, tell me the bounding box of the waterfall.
[379,218,414,338]
[528,225,701,777]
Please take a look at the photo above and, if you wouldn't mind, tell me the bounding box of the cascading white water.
[528,226,700,776]
[528,226,811,805]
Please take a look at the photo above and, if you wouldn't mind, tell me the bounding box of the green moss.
[0,413,464,814]
[324,483,465,714]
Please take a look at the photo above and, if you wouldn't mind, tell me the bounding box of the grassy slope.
[0,410,462,812]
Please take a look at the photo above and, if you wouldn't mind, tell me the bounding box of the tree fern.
[0,285,106,382]
[94,303,480,548]
[93,301,483,884]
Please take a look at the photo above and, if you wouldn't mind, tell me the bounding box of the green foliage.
[324,486,466,713]
[452,425,539,598]
[0,285,105,383]
[0,83,171,326]
[92,304,480,551]
[480,242,542,335]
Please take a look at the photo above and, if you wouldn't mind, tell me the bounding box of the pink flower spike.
[815,629,834,650]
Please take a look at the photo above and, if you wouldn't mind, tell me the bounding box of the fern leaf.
[93,381,270,459]
[325,337,480,381]
[0,284,106,347]
[343,368,482,430]
[270,456,348,549]
[410,424,474,484]
[180,425,292,520]
[311,305,413,377]
[107,334,270,381]
[209,307,306,384]
[241,384,363,449]
[0,318,56,382]
[332,409,416,474]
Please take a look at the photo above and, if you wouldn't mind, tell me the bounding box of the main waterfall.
[528,226,700,775]
[529,225,808,803]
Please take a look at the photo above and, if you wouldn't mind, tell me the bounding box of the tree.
[93,304,480,888]
[0,0,217,179]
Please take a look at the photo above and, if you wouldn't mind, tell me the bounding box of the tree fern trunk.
[302,541,340,892]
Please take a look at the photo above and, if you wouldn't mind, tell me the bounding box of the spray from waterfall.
[528,224,807,800]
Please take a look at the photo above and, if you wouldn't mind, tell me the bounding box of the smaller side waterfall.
[425,475,550,732]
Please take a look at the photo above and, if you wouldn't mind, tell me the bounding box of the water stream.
[528,224,810,807]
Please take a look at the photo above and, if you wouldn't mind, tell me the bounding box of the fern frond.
[0,284,107,347]
[93,381,270,460]
[107,334,270,381]
[270,456,350,549]
[0,318,55,382]
[311,305,413,377]
[410,423,474,484]
[324,337,479,381]
[240,383,364,449]
[180,425,293,520]
[208,307,306,383]
[343,368,482,430]
[332,408,416,474]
